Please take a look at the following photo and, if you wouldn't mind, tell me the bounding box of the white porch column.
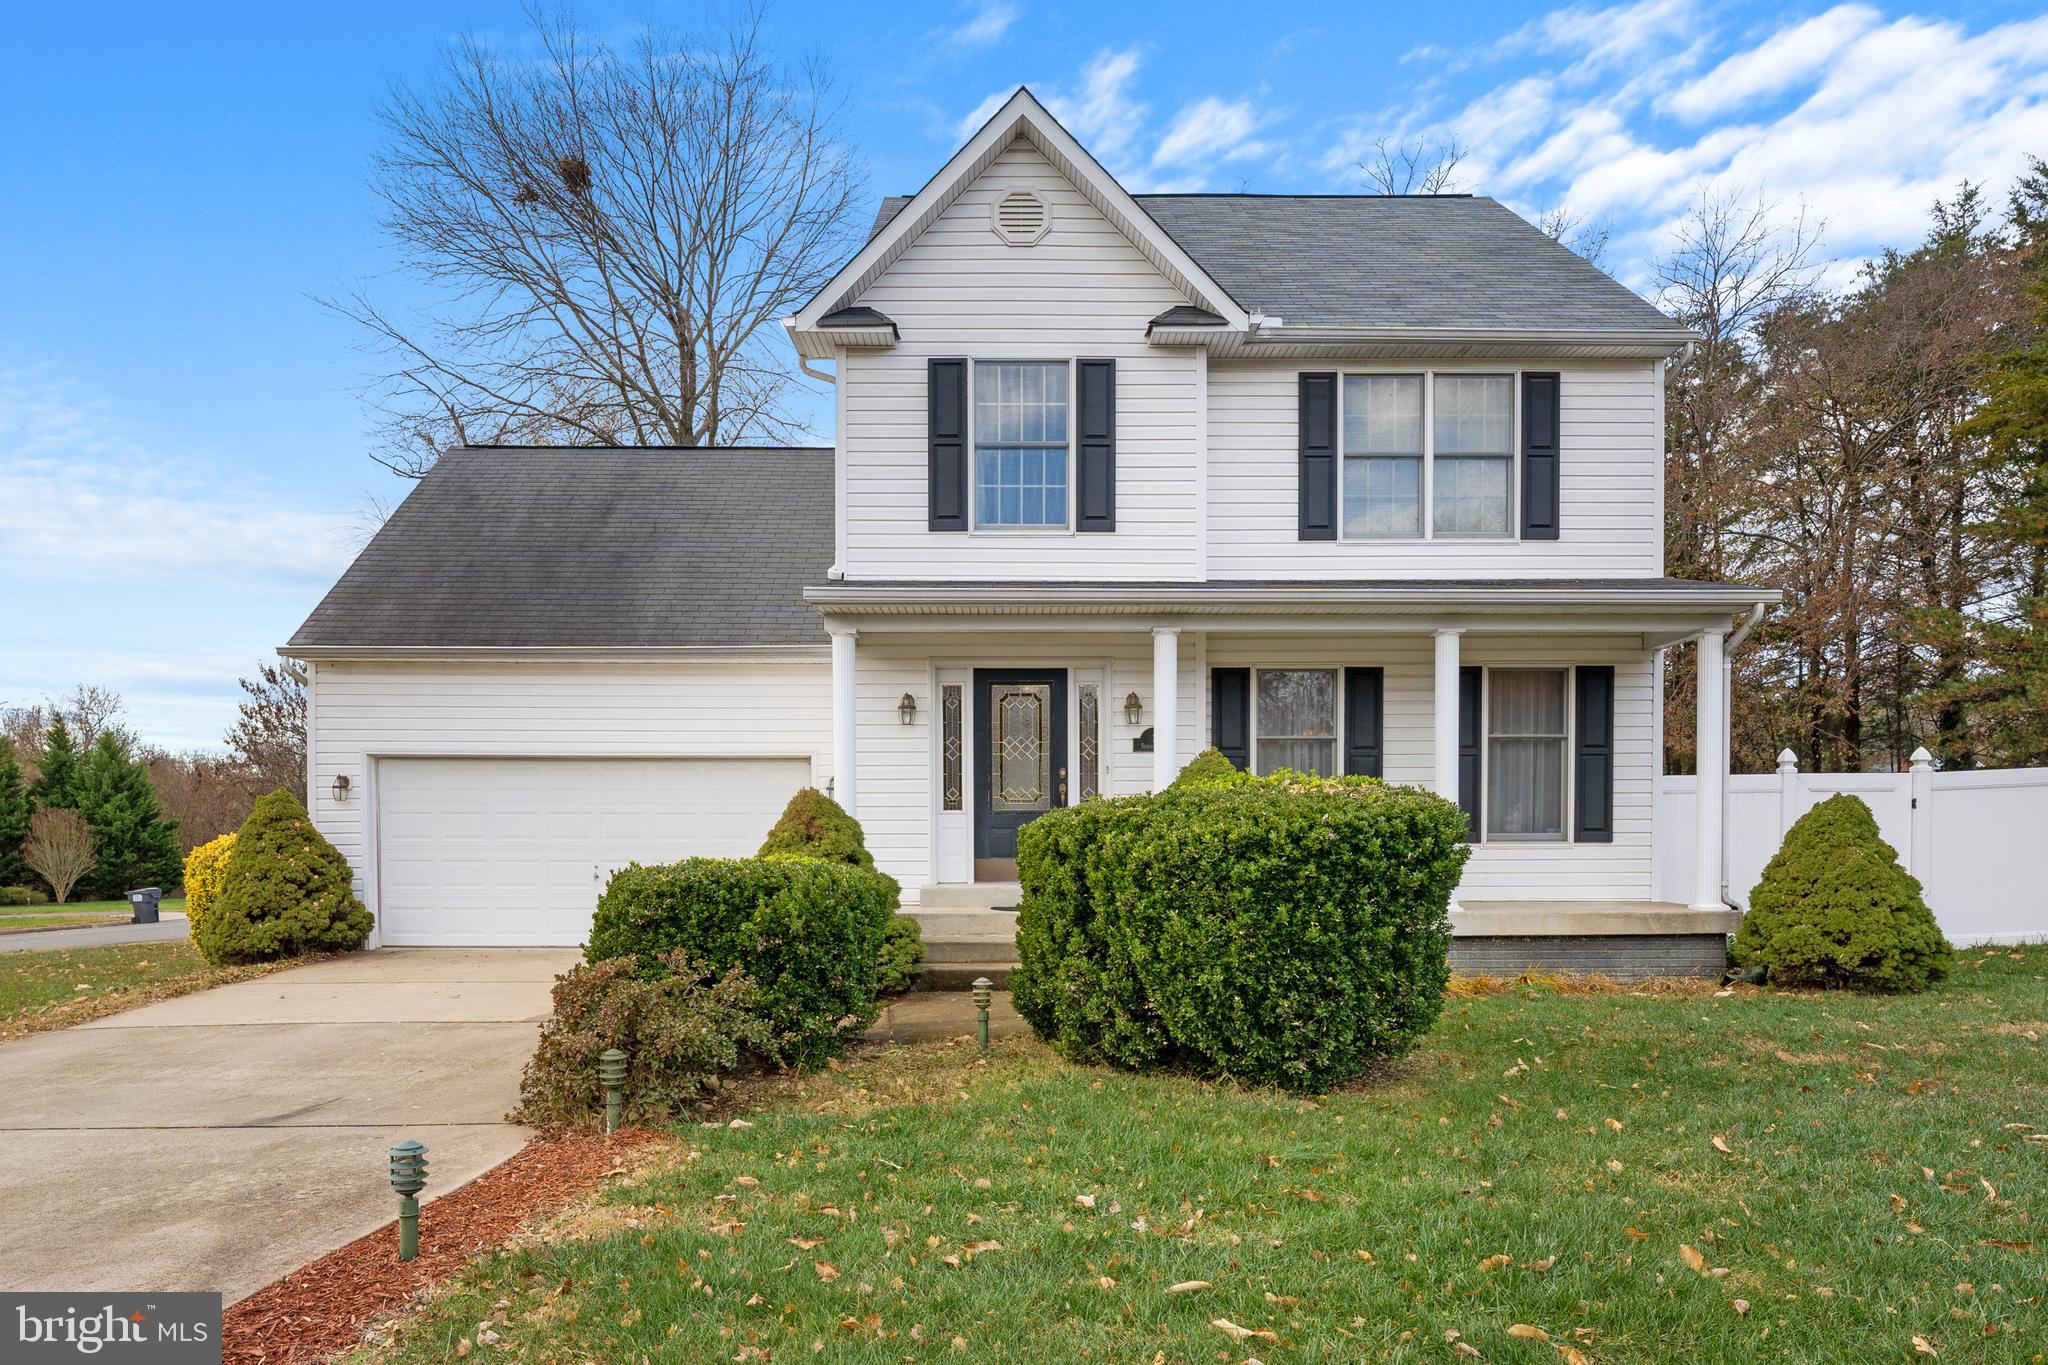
[1152,627,1181,791]
[830,627,858,817]
[1432,629,1463,803]
[1692,627,1727,911]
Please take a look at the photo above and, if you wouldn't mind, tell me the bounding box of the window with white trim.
[973,361,1070,528]
[1254,668,1338,777]
[1337,370,1516,540]
[1486,668,1568,839]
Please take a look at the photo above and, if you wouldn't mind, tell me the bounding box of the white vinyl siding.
[838,137,1201,580]
[1208,357,1663,578]
[307,659,833,937]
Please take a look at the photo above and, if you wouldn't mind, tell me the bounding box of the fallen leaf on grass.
[788,1236,825,1250]
[1454,1343,1484,1359]
[1623,1227,1650,1241]
[959,1239,1003,1258]
[1264,1292,1302,1307]
[1074,1194,1096,1209]
[1913,1336,1939,1357]
[1211,1319,1278,1344]
[1557,1348,1590,1365]
[731,1176,759,1188]
[1978,1239,2035,1252]
[813,1261,840,1282]
[1479,1253,1512,1271]
[1352,1249,1375,1263]
[1507,1324,1550,1341]
[1711,1135,1733,1154]
[1168,1280,1212,1294]
[1889,1194,1908,1213]
[1731,1299,1750,1317]
[1604,1117,1624,1131]
[1679,1244,1707,1274]
[1524,1256,1557,1273]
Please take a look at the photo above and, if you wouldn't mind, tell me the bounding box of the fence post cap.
[1776,748,1798,769]
[1909,747,1934,770]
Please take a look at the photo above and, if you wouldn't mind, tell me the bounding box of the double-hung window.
[1336,371,1515,539]
[1254,668,1338,777]
[974,361,1069,528]
[1486,669,1568,839]
[1433,374,1513,536]
[1340,375,1424,537]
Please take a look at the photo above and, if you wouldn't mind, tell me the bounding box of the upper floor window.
[974,361,1069,528]
[1338,371,1515,540]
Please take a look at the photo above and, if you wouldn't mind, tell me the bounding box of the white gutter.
[279,644,831,663]
[804,582,1783,614]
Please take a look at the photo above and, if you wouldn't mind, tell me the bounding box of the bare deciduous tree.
[142,749,259,853]
[24,809,94,905]
[225,659,307,800]
[332,4,865,477]
[1359,134,1466,195]
[1537,205,1613,271]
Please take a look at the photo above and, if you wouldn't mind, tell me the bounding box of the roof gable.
[788,88,1249,344]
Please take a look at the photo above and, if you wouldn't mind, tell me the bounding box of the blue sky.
[4,0,2046,749]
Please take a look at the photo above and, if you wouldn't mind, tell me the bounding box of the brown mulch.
[221,1129,661,1365]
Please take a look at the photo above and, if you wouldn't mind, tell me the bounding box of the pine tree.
[71,732,181,899]
[0,739,32,888]
[31,717,79,810]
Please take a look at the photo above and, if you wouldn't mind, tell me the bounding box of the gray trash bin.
[128,887,162,924]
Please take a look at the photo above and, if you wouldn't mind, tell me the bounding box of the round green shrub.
[878,914,925,995]
[758,787,879,870]
[587,856,897,1068]
[1012,773,1469,1091]
[195,789,372,965]
[514,951,766,1131]
[1169,746,1247,790]
[1733,793,1952,991]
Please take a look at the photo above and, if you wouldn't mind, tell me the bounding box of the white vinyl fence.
[1657,752,2048,946]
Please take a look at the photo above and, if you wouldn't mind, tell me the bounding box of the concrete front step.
[915,882,1024,911]
[917,961,1016,990]
[905,908,1019,939]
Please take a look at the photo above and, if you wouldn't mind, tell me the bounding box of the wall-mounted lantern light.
[898,692,919,726]
[1122,692,1144,726]
[332,774,352,804]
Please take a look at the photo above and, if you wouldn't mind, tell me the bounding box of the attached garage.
[375,756,812,946]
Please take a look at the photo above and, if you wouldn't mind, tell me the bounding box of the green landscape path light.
[387,1140,429,1262]
[598,1047,629,1133]
[971,977,993,1053]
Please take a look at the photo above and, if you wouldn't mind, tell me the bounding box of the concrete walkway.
[0,913,191,953]
[0,947,575,1304]
[865,990,1028,1043]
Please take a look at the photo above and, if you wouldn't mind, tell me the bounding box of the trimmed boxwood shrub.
[878,915,926,995]
[759,787,880,870]
[587,856,897,1068]
[1169,746,1246,790]
[1012,772,1469,1091]
[195,790,372,964]
[1733,793,1952,992]
[514,951,766,1130]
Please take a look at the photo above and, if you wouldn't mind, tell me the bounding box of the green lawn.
[360,950,2047,1364]
[0,939,230,1036]
[0,897,183,934]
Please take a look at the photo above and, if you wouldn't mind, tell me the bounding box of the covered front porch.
[806,579,1774,973]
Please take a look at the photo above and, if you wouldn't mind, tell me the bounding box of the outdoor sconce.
[898,692,919,725]
[332,774,352,804]
[1123,691,1144,726]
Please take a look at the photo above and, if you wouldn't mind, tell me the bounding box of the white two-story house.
[287,90,1775,976]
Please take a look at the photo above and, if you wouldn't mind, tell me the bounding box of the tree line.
[0,664,306,900]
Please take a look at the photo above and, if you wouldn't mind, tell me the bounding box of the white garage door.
[375,757,811,946]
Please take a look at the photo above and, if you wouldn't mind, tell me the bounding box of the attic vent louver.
[990,188,1051,246]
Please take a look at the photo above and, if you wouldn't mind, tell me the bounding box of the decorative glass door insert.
[989,683,1053,811]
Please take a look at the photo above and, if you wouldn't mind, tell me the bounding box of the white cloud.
[1152,97,1276,172]
[1664,5,1881,120]
[955,88,1013,141]
[1042,48,1150,169]
[947,0,1018,49]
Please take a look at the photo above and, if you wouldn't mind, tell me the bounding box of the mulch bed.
[222,1129,660,1365]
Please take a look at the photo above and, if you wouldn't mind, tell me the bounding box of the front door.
[973,669,1067,880]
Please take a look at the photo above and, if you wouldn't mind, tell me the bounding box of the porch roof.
[805,577,1776,638]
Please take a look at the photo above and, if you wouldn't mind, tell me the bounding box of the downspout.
[800,352,843,578]
[1720,603,1766,904]
[798,356,836,385]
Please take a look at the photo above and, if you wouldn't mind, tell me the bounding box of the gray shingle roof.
[288,447,833,650]
[870,194,1679,333]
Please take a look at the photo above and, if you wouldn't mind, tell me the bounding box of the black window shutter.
[1521,371,1561,540]
[1076,360,1116,532]
[928,359,968,531]
[1298,372,1337,540]
[1211,668,1250,770]
[1574,665,1615,843]
[1458,666,1483,843]
[1343,667,1384,778]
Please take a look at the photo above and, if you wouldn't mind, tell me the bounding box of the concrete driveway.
[0,948,576,1304]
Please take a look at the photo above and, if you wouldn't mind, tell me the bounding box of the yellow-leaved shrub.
[182,832,236,942]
